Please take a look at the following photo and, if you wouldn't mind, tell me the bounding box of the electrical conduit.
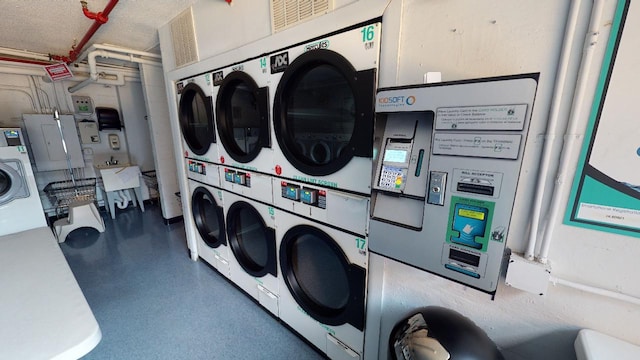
[524,0,586,260]
[538,0,606,264]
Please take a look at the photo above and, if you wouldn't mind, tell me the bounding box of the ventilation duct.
[170,8,199,68]
[271,0,332,33]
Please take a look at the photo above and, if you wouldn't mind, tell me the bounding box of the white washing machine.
[177,73,220,187]
[0,128,47,236]
[269,21,381,196]
[214,56,274,204]
[222,190,279,316]
[187,179,230,278]
[276,211,368,359]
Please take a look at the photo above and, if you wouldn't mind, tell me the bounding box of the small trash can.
[389,306,504,360]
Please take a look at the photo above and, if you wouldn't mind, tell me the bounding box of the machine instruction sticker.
[435,104,528,130]
[432,133,521,159]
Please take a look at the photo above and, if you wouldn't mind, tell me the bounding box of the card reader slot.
[456,182,494,196]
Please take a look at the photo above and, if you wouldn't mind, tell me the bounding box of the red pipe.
[0,56,53,66]
[50,0,119,64]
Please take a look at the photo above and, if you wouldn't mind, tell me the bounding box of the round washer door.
[179,82,215,156]
[0,162,24,206]
[191,186,226,248]
[273,49,376,176]
[280,224,365,330]
[216,71,270,163]
[226,201,276,277]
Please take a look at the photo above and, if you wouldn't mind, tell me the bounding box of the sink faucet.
[106,156,118,166]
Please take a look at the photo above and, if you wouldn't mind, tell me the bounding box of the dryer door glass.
[216,72,269,163]
[191,187,225,248]
[290,232,350,310]
[179,83,214,156]
[227,202,276,277]
[281,224,366,329]
[286,65,354,166]
[274,50,376,176]
[0,170,10,196]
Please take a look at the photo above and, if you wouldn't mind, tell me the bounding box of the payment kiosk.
[369,74,539,293]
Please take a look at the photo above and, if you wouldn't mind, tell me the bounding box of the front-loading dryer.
[188,179,230,278]
[223,190,279,316]
[276,211,368,359]
[0,128,47,236]
[270,21,381,196]
[177,73,220,187]
[215,57,273,204]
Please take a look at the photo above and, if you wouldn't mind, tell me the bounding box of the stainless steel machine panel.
[369,74,539,293]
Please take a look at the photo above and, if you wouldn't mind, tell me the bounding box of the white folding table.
[0,227,101,359]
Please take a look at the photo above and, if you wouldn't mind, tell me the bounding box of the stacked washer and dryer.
[176,20,381,360]
[177,73,230,277]
[267,21,381,359]
[213,55,281,315]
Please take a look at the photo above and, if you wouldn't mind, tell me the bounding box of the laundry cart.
[45,177,105,243]
[44,177,98,216]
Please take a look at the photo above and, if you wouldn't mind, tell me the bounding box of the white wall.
[158,0,640,358]
[0,62,155,213]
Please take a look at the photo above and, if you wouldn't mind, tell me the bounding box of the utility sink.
[94,162,131,170]
[98,165,141,192]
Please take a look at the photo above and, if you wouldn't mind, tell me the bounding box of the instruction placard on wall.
[432,133,521,159]
[435,104,527,130]
[565,0,640,237]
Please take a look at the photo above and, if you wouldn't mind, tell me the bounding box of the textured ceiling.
[0,0,199,57]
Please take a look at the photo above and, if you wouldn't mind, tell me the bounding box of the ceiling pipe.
[50,0,120,64]
[68,48,161,93]
[80,44,162,60]
[0,47,52,62]
[87,50,161,81]
[68,72,125,93]
[0,56,53,66]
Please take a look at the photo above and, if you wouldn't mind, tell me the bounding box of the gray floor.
[60,204,324,359]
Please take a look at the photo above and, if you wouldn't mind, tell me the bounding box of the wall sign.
[44,63,73,81]
[565,0,640,237]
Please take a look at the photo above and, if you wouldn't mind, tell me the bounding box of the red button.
[275,165,282,175]
[220,156,225,164]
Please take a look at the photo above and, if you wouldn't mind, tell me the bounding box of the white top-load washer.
[269,20,381,196]
[0,128,47,236]
[214,56,273,204]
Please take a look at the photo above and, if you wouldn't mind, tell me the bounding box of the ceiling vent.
[170,7,199,68]
[271,0,333,33]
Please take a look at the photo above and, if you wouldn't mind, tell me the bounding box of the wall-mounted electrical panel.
[369,74,539,293]
[22,113,85,171]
